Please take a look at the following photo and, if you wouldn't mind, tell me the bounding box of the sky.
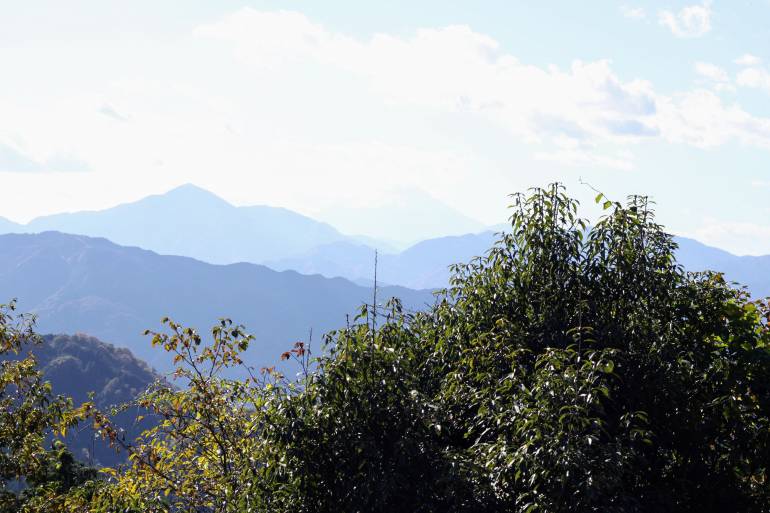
[1,1,769,252]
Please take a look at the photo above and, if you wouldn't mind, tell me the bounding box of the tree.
[0,301,98,512]
[78,184,770,512]
[423,184,770,511]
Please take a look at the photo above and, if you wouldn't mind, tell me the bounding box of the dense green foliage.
[2,184,769,512]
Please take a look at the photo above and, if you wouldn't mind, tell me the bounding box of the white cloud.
[730,54,770,94]
[693,61,734,91]
[659,3,712,38]
[620,6,646,19]
[736,54,762,66]
[656,89,770,149]
[736,66,770,93]
[196,10,667,171]
[694,62,728,83]
[196,9,770,155]
[2,7,770,229]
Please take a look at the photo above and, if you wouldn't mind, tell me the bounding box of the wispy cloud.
[620,6,646,19]
[694,61,734,91]
[694,62,728,83]
[197,9,770,158]
[0,141,90,173]
[98,104,130,122]
[0,142,42,172]
[659,3,712,38]
[736,54,761,67]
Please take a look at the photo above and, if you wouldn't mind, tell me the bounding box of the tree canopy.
[2,184,769,512]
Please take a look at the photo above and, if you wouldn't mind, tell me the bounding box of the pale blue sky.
[0,1,769,252]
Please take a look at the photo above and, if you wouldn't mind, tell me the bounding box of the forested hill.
[0,231,434,374]
[33,333,157,408]
[1,333,159,466]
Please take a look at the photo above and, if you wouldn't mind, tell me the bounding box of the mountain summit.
[2,184,354,264]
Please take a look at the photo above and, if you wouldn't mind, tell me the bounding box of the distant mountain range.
[270,232,770,297]
[674,237,770,298]
[0,185,358,264]
[0,216,17,233]
[0,232,434,375]
[0,185,766,296]
[267,231,499,290]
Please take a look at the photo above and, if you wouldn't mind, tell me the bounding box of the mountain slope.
[268,231,499,289]
[0,216,20,233]
[7,184,354,264]
[270,231,770,297]
[0,232,434,374]
[2,333,159,466]
[676,236,770,297]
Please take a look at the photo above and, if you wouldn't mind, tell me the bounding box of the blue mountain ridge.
[1,185,766,296]
[0,231,435,376]
[2,184,355,264]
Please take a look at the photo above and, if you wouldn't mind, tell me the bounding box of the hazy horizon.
[1,1,770,254]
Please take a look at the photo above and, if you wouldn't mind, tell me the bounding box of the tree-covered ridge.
[2,184,770,512]
[0,333,160,469]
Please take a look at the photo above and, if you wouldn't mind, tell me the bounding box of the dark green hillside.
[34,333,157,407]
[2,333,158,467]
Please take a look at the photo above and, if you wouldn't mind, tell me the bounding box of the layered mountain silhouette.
[0,185,355,264]
[269,232,769,297]
[0,232,434,374]
[0,185,766,296]
[267,231,499,290]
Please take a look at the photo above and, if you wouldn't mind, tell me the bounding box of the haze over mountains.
[269,233,770,297]
[675,237,770,299]
[316,187,487,246]
[266,231,500,289]
[0,184,768,296]
[0,185,353,264]
[0,231,434,375]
